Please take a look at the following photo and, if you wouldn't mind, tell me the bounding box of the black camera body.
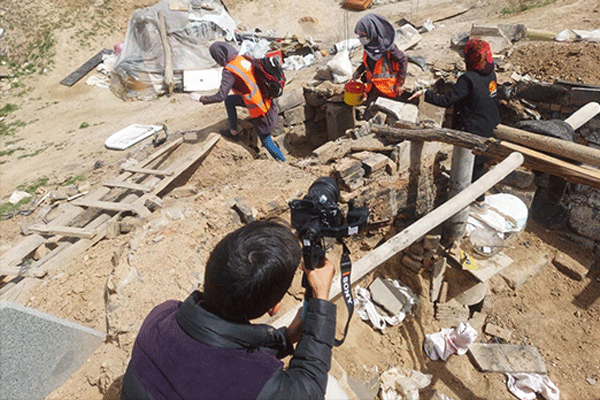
[290,177,369,270]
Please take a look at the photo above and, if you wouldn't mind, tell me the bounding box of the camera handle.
[302,240,354,347]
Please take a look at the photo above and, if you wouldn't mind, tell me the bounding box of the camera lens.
[308,177,339,204]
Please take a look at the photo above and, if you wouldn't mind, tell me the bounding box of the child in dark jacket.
[409,39,501,204]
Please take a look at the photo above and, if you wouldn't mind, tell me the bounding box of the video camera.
[289,177,370,270]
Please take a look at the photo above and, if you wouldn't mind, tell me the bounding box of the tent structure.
[110,0,236,100]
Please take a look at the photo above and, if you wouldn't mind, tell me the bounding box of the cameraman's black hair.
[202,220,301,322]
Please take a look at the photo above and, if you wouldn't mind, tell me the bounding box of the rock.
[8,191,31,205]
[369,278,410,315]
[423,234,441,250]
[233,197,254,223]
[274,87,305,112]
[500,254,549,290]
[552,252,590,281]
[484,323,512,342]
[501,167,536,188]
[373,97,418,124]
[170,185,198,199]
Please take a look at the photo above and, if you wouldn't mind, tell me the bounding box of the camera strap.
[334,240,354,347]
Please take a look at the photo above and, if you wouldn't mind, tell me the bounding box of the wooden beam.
[490,140,600,188]
[494,123,600,168]
[274,153,524,328]
[158,12,175,95]
[103,181,152,192]
[72,199,150,217]
[371,124,600,189]
[121,167,173,176]
[28,224,96,239]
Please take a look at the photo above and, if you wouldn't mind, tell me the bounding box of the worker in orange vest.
[352,14,408,116]
[193,42,286,162]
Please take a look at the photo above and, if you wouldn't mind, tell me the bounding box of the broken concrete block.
[283,104,310,126]
[144,195,163,212]
[391,141,411,172]
[423,234,441,250]
[170,184,198,199]
[499,254,549,290]
[552,252,590,281]
[163,207,185,221]
[360,153,390,177]
[401,254,423,272]
[0,301,105,400]
[334,157,364,179]
[501,168,536,189]
[369,278,409,315]
[233,197,254,223]
[484,323,512,342]
[430,257,447,302]
[468,343,547,373]
[470,25,513,54]
[33,244,49,261]
[119,216,143,234]
[373,97,418,124]
[435,299,469,328]
[498,24,527,42]
[274,87,304,113]
[326,102,355,141]
[568,204,600,241]
[468,311,487,332]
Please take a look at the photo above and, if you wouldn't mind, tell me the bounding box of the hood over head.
[209,41,239,66]
[354,14,396,60]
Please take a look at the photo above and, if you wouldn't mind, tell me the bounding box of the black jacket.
[425,70,500,138]
[120,291,336,400]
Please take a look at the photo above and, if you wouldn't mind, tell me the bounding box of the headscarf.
[464,38,494,75]
[209,41,238,67]
[354,14,396,61]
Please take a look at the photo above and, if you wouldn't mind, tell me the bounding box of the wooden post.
[442,146,475,247]
[273,152,524,328]
[158,12,175,95]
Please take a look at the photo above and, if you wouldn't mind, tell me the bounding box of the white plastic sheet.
[506,373,560,400]
[327,49,353,84]
[423,322,478,361]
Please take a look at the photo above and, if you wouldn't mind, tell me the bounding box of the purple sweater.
[120,291,336,400]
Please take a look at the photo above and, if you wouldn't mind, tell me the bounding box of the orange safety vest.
[225,56,271,118]
[363,52,400,97]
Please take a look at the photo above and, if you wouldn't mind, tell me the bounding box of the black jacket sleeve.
[424,74,471,108]
[255,299,337,400]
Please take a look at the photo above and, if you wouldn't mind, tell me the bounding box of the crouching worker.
[120,220,337,400]
[353,14,408,112]
[192,42,286,162]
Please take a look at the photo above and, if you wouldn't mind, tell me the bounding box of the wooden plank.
[103,181,152,192]
[60,49,112,86]
[158,12,175,94]
[402,4,470,28]
[143,133,220,197]
[28,224,96,239]
[0,235,46,276]
[122,167,173,176]
[72,199,148,217]
[462,252,514,283]
[468,343,547,373]
[494,123,600,168]
[493,140,600,188]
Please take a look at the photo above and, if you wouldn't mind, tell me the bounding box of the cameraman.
[120,220,337,400]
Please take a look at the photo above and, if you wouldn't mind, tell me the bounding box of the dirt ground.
[1,0,600,399]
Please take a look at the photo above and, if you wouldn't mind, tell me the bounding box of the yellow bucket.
[344,81,366,106]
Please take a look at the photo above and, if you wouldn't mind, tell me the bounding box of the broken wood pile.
[0,134,220,302]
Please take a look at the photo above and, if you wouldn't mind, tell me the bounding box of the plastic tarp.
[110,0,236,99]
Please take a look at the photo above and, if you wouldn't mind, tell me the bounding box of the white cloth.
[423,322,478,361]
[506,373,560,400]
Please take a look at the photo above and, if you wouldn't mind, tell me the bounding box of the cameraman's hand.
[304,258,335,300]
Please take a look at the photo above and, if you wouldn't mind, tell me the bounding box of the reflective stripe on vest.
[364,52,400,97]
[225,56,270,118]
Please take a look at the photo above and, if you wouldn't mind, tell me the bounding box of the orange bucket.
[344,81,365,106]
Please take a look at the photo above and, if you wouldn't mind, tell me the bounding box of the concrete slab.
[0,301,104,400]
[468,343,547,374]
[499,254,549,290]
